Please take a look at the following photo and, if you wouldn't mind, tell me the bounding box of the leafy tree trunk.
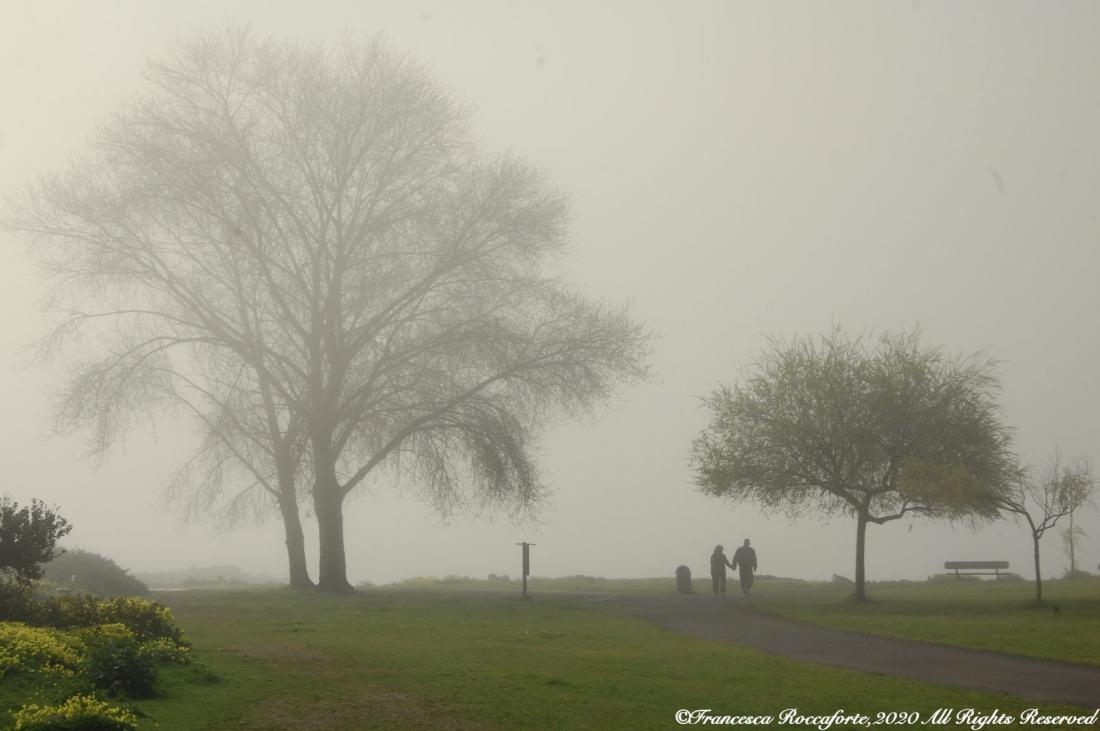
[277,492,313,589]
[854,510,869,602]
[1032,533,1043,606]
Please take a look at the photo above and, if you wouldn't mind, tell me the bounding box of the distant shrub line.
[43,550,149,598]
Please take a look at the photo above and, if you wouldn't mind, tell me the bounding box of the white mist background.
[1,1,1098,584]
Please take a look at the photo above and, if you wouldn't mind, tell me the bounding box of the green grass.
[741,576,1100,667]
[379,574,695,594]
[113,588,1091,729]
[386,574,1100,668]
[7,580,1096,729]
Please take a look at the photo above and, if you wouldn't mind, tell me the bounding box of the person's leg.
[712,572,720,595]
[719,572,726,594]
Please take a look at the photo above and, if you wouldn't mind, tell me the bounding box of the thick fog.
[1,1,1098,586]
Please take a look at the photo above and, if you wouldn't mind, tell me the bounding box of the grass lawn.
[103,587,1093,730]
[387,574,1100,668]
[738,575,1100,668]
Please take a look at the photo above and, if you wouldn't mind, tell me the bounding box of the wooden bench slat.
[943,561,1009,569]
[942,561,1009,579]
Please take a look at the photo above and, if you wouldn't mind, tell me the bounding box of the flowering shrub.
[3,594,191,721]
[75,624,156,698]
[138,636,191,664]
[11,694,138,731]
[36,595,102,630]
[95,597,187,649]
[0,622,80,677]
[36,595,188,651]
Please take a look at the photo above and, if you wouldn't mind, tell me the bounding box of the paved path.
[610,594,1100,709]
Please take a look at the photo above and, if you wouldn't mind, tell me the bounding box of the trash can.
[675,565,693,594]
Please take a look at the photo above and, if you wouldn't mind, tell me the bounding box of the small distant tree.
[0,496,72,584]
[998,456,1093,604]
[1060,507,1089,577]
[691,327,1016,601]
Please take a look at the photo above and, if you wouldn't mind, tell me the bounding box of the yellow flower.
[12,694,138,730]
[0,622,81,677]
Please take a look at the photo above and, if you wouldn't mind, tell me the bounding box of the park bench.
[943,560,1009,578]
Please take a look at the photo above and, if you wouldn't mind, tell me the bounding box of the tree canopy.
[10,28,648,591]
[0,496,72,585]
[691,327,1015,600]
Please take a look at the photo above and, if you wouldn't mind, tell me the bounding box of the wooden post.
[516,542,535,599]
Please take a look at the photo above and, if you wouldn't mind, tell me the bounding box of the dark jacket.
[732,546,757,572]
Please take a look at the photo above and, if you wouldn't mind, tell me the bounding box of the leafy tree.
[10,28,647,591]
[0,496,72,584]
[691,327,1015,601]
[998,456,1093,604]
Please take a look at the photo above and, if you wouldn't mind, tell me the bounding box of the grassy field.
[725,575,1100,668]
[379,574,688,594]
[94,586,1091,730]
[6,578,1096,729]
[386,574,1100,668]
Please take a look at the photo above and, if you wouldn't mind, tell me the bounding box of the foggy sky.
[1,0,1098,586]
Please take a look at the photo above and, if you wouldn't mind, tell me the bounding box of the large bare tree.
[13,187,317,586]
[691,327,1016,601]
[162,359,314,587]
[9,29,647,591]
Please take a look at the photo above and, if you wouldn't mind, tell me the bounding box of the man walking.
[732,539,758,595]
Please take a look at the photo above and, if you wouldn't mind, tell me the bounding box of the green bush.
[43,551,148,598]
[75,624,156,699]
[0,622,81,678]
[927,573,981,583]
[1063,568,1093,579]
[35,595,102,630]
[95,597,187,649]
[0,496,71,586]
[135,635,190,665]
[11,694,137,731]
[3,594,190,722]
[0,580,38,622]
[37,595,187,651]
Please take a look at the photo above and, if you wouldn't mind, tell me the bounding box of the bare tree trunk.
[1068,510,1076,576]
[278,492,313,588]
[1032,533,1043,606]
[314,489,351,592]
[313,443,352,592]
[854,511,869,602]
